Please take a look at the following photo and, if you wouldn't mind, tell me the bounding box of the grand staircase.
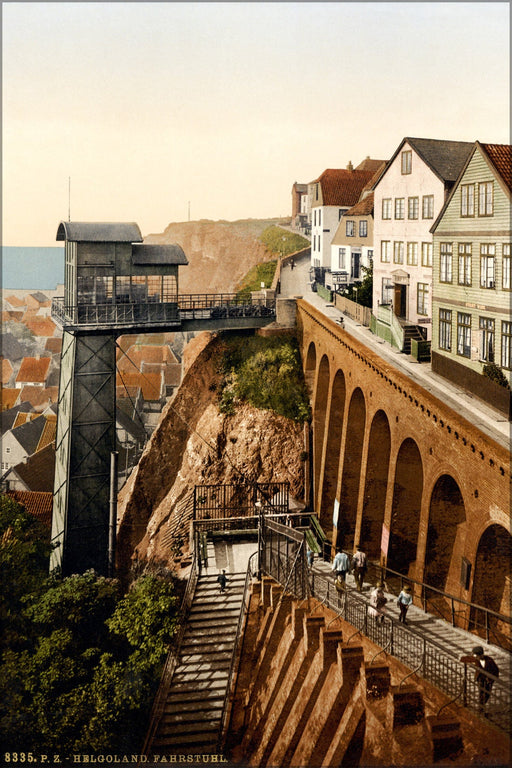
[149,550,247,754]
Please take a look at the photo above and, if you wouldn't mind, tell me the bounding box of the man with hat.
[351,544,367,592]
[460,646,500,710]
[396,584,412,623]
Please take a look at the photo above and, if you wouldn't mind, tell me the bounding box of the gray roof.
[1,402,33,435]
[372,137,474,189]
[9,415,47,454]
[56,221,143,243]
[132,244,188,266]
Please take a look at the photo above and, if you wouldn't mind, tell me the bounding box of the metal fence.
[193,482,289,521]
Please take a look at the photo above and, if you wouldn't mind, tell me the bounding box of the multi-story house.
[431,141,512,411]
[372,137,473,345]
[309,159,384,283]
[329,191,375,291]
[291,182,310,234]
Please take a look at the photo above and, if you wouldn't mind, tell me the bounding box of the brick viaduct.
[296,301,511,620]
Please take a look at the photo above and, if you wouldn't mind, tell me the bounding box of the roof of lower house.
[18,385,59,412]
[1,388,20,411]
[116,371,162,401]
[355,157,387,173]
[345,192,375,217]
[8,414,48,454]
[45,337,63,354]
[1,402,33,434]
[16,356,51,385]
[24,317,57,337]
[131,244,188,266]
[6,490,53,528]
[56,221,143,243]
[2,358,14,384]
[311,168,378,207]
[6,443,55,493]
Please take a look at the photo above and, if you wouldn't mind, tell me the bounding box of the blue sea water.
[2,246,64,290]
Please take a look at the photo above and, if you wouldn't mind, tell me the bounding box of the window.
[318,209,322,226]
[478,182,493,216]
[461,184,475,217]
[346,220,355,237]
[367,250,374,263]
[440,242,453,282]
[382,278,394,304]
[503,244,511,290]
[408,197,419,219]
[457,312,471,358]
[382,198,392,219]
[394,198,405,219]
[393,241,404,264]
[439,309,452,351]
[458,243,472,286]
[407,242,418,266]
[502,321,512,369]
[359,220,368,237]
[401,150,412,174]
[381,241,391,263]
[313,209,317,226]
[422,195,434,219]
[421,242,433,267]
[479,317,495,362]
[417,283,428,315]
[5,447,11,453]
[338,248,346,270]
[480,244,495,288]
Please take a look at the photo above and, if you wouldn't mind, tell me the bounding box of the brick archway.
[304,341,316,398]
[471,524,512,618]
[361,409,391,560]
[318,368,346,538]
[337,387,366,551]
[388,437,423,576]
[425,474,466,592]
[313,355,330,512]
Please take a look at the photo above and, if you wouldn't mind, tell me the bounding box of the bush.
[217,334,311,422]
[236,259,277,299]
[260,225,309,257]
[483,362,510,389]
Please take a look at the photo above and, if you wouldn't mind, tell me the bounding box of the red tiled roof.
[481,143,512,193]
[6,490,53,528]
[116,371,162,401]
[24,317,57,337]
[1,388,20,410]
[12,411,40,429]
[19,385,59,411]
[8,443,55,493]
[164,365,182,387]
[2,358,14,384]
[5,295,26,308]
[116,384,140,400]
[45,337,63,354]
[312,168,377,207]
[15,356,51,385]
[36,418,57,451]
[2,310,24,323]
[345,192,375,217]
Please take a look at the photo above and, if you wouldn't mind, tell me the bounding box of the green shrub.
[236,259,277,299]
[217,334,311,422]
[260,225,309,257]
[483,362,510,389]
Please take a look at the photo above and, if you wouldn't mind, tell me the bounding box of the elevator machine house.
[50,222,188,576]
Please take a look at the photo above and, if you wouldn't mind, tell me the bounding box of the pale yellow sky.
[2,2,510,247]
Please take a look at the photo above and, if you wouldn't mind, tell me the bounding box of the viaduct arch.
[298,301,511,620]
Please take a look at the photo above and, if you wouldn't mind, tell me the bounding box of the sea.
[2,246,64,290]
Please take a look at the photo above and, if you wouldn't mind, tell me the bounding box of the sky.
[2,1,510,247]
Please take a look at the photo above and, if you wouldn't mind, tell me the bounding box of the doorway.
[393,284,407,318]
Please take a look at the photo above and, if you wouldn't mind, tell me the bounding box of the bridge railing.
[52,292,276,329]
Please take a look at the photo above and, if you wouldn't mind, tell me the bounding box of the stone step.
[151,733,218,751]
[180,650,233,665]
[164,697,224,715]
[170,677,229,695]
[160,709,222,726]
[157,719,220,737]
[173,668,230,685]
[165,686,228,705]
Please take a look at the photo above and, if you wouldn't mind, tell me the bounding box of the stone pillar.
[276,297,297,327]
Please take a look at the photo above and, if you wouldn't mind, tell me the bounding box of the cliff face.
[144,218,288,294]
[116,331,305,578]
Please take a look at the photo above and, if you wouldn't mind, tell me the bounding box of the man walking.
[332,548,350,583]
[351,544,367,592]
[217,569,227,594]
[460,646,500,710]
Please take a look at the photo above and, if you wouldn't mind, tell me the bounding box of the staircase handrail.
[217,550,259,752]
[141,529,200,756]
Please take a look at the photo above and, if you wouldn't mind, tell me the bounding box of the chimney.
[347,161,353,171]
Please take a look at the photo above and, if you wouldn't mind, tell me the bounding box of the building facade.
[372,138,473,341]
[329,192,375,291]
[431,141,512,405]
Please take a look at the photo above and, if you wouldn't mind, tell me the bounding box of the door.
[394,284,407,318]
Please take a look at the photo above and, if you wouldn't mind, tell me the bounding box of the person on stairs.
[397,584,412,623]
[217,569,227,594]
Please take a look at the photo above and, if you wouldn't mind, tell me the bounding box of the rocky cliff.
[144,218,288,294]
[116,331,305,580]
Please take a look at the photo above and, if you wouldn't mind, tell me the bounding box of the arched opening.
[360,410,390,560]
[336,388,365,551]
[304,342,316,399]
[471,525,512,647]
[425,475,466,592]
[318,369,346,539]
[387,438,423,577]
[313,355,330,514]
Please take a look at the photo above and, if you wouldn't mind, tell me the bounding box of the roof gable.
[373,137,474,188]
[312,168,377,207]
[480,143,512,194]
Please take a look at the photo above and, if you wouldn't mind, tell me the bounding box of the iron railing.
[52,292,276,329]
[263,552,510,733]
[193,482,289,521]
[364,559,512,652]
[141,529,200,756]
[217,551,259,752]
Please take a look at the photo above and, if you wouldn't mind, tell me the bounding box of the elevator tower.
[50,222,188,575]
